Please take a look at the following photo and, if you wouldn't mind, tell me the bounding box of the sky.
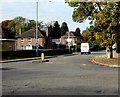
[0,0,91,32]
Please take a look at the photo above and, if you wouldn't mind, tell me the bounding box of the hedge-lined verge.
[1,49,72,60]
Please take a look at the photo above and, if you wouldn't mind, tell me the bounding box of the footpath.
[0,56,56,63]
[90,53,120,68]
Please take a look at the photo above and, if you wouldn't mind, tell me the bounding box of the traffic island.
[32,53,50,63]
[32,60,50,63]
[90,55,120,68]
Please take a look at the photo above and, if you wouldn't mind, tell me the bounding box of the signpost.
[66,38,72,53]
[35,2,38,57]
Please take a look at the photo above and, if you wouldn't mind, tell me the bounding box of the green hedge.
[1,49,72,60]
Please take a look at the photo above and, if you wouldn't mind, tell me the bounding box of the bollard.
[41,53,44,61]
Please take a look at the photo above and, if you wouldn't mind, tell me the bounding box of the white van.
[81,43,91,54]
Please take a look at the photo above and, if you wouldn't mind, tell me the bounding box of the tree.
[75,27,81,36]
[60,22,69,36]
[1,20,15,38]
[52,21,61,38]
[66,1,120,58]
[7,16,43,38]
[93,2,120,58]
[23,20,36,32]
[82,30,90,42]
[7,16,26,37]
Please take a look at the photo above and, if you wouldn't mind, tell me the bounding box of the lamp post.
[67,31,71,53]
[35,2,38,56]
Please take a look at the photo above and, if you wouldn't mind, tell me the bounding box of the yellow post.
[41,53,44,61]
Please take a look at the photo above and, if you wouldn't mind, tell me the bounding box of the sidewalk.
[0,54,75,63]
[0,56,56,63]
[90,53,120,68]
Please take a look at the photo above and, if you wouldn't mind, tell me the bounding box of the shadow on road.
[91,52,106,55]
[63,54,78,56]
[0,67,15,70]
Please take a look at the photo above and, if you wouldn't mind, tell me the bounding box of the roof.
[62,31,83,38]
[82,30,90,34]
[17,29,45,38]
[0,39,16,41]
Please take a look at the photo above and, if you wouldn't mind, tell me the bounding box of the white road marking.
[82,64,87,66]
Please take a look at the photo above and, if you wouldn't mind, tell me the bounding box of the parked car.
[80,43,91,54]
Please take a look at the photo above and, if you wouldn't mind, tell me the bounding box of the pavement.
[90,52,120,68]
[0,56,57,63]
[0,54,75,63]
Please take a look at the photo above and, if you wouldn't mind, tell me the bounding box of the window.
[21,45,24,49]
[28,38,31,43]
[21,38,24,43]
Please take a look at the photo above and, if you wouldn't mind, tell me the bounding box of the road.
[2,50,118,95]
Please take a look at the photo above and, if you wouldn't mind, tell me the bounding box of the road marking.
[82,64,87,66]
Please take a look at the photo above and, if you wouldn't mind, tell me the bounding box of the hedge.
[1,49,72,60]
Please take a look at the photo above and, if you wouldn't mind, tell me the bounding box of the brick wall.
[2,40,16,50]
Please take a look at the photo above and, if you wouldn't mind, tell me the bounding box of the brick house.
[60,31,83,46]
[16,27,52,50]
[0,39,16,50]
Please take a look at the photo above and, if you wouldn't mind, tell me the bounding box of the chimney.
[46,27,49,36]
[19,27,22,35]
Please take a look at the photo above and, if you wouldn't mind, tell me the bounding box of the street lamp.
[66,31,72,53]
[35,2,38,56]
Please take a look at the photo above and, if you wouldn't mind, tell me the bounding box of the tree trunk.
[106,46,113,59]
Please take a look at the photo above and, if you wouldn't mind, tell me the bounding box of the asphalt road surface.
[2,50,119,95]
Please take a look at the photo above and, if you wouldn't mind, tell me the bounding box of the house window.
[21,45,24,49]
[21,38,24,43]
[28,38,31,43]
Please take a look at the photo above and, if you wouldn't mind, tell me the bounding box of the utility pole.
[67,31,71,53]
[36,2,38,56]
